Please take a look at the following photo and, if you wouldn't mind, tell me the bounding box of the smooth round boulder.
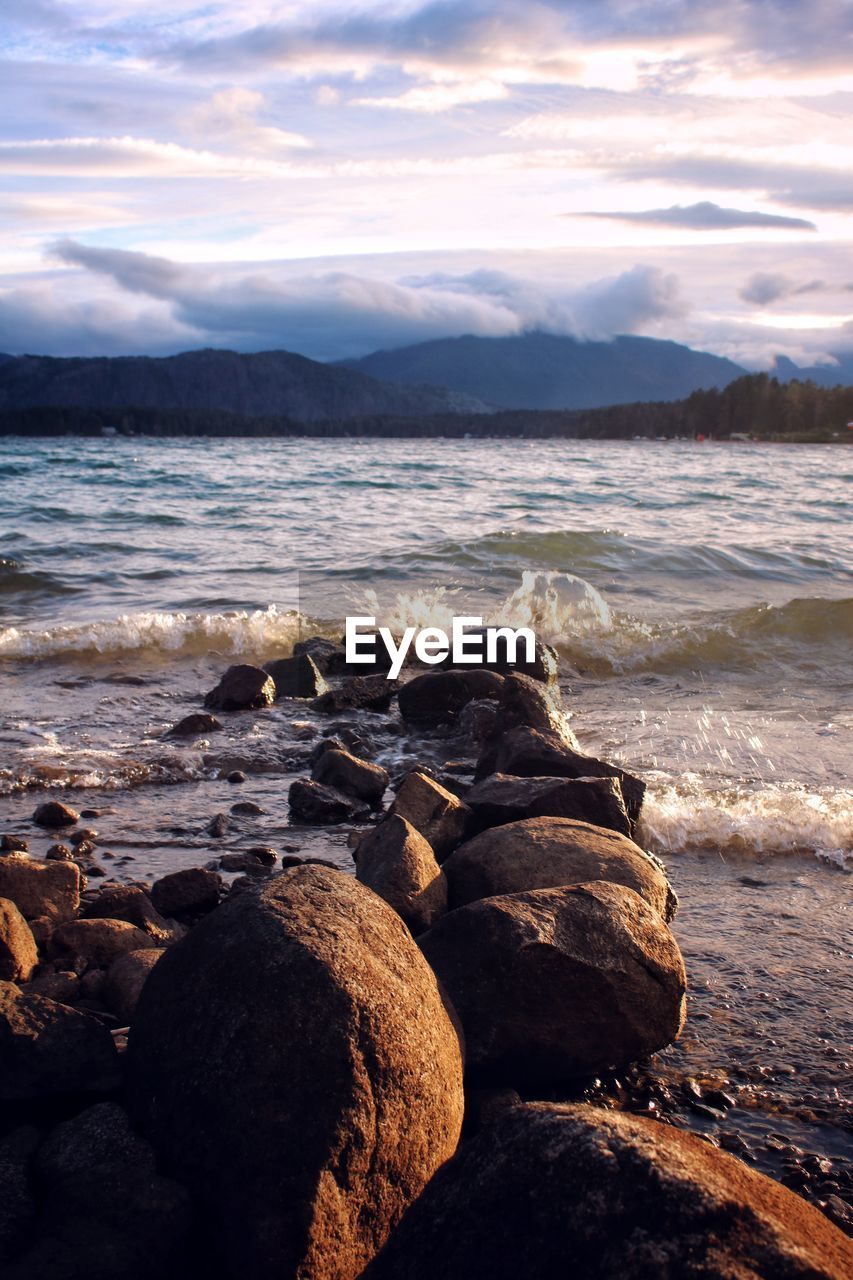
[362,1102,853,1280]
[355,815,447,934]
[419,881,686,1084]
[444,816,676,921]
[126,866,465,1280]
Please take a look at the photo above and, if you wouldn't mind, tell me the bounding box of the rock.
[292,635,347,675]
[398,669,506,726]
[217,852,271,874]
[312,747,389,805]
[81,885,181,945]
[355,815,447,935]
[1,836,28,853]
[165,711,222,737]
[126,866,464,1280]
[313,673,398,714]
[0,1127,36,1265]
[438,627,559,683]
[28,917,55,949]
[225,769,246,783]
[362,1102,853,1280]
[484,673,579,751]
[103,950,164,1024]
[0,900,39,982]
[206,812,229,838]
[69,828,97,847]
[230,800,265,815]
[389,771,471,862]
[203,664,276,712]
[263,653,328,698]
[150,867,221,920]
[32,801,80,830]
[456,698,501,745]
[288,777,370,824]
[26,971,80,1004]
[477,724,646,829]
[463,772,632,837]
[49,919,154,970]
[244,846,278,866]
[419,881,686,1084]
[0,856,80,922]
[45,843,73,861]
[0,981,120,1101]
[33,1102,154,1191]
[443,816,677,921]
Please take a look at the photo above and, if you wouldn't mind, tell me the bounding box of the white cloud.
[354,79,509,113]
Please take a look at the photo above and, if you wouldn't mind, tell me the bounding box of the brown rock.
[1,836,28,853]
[436,628,559,683]
[419,881,686,1084]
[313,673,398,713]
[0,857,80,922]
[103,950,164,1024]
[126,866,464,1280]
[45,844,73,861]
[463,772,631,837]
[32,801,80,830]
[355,815,447,935]
[165,711,222,737]
[81,885,182,943]
[0,981,120,1101]
[288,777,369,824]
[25,971,80,1004]
[444,816,676,921]
[389,771,471,862]
[203,664,276,712]
[398,668,506,726]
[217,852,271,874]
[0,900,38,982]
[362,1103,853,1280]
[150,867,221,920]
[49,919,154,970]
[263,653,328,698]
[312,747,389,805]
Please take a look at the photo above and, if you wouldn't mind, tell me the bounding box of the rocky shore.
[1,638,851,1279]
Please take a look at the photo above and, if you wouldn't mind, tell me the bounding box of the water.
[0,434,851,1198]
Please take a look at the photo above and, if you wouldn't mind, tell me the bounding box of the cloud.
[739,272,829,304]
[608,154,853,213]
[39,241,688,360]
[0,283,196,358]
[353,79,509,113]
[583,201,816,231]
[189,88,312,152]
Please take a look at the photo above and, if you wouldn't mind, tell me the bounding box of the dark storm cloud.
[740,273,830,304]
[584,201,816,231]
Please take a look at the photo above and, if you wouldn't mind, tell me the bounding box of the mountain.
[0,348,488,422]
[770,353,853,388]
[341,332,747,410]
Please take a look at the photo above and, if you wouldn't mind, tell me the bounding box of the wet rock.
[230,800,265,816]
[476,724,646,830]
[0,856,80,922]
[32,801,80,830]
[362,1103,853,1280]
[1,836,28,854]
[166,711,222,737]
[419,881,686,1084]
[355,815,447,935]
[225,769,246,784]
[0,981,120,1101]
[206,812,229,838]
[69,828,97,847]
[263,652,328,698]
[463,772,631,837]
[288,777,370,824]
[103,950,164,1024]
[398,669,506,726]
[312,747,389,805]
[456,698,501,746]
[244,846,278,866]
[127,865,464,1280]
[203,663,276,712]
[313,673,399,714]
[292,635,347,675]
[217,852,271,875]
[389,771,471,862]
[444,816,677,921]
[49,919,154,970]
[81,885,181,945]
[480,674,580,754]
[0,900,39,982]
[438,627,559,683]
[150,867,221,921]
[45,843,73,861]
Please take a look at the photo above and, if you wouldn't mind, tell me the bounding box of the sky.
[1,0,852,365]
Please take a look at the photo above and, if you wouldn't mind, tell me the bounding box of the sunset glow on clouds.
[1,0,852,363]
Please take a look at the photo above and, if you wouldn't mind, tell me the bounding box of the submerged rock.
[0,900,38,983]
[0,857,80,922]
[126,865,464,1280]
[443,816,677,921]
[363,1102,853,1280]
[0,981,120,1101]
[263,652,328,698]
[203,664,276,712]
[463,772,631,837]
[419,881,686,1084]
[389,771,471,862]
[288,777,370,824]
[312,746,389,805]
[355,815,447,934]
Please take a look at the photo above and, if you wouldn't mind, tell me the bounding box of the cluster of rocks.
[0,637,850,1278]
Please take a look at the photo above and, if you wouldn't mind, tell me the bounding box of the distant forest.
[1,373,852,441]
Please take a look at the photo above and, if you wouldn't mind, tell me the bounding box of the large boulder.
[203,664,276,711]
[313,673,399,713]
[49,919,155,970]
[398,670,506,727]
[0,981,120,1101]
[419,881,685,1084]
[463,772,631,837]
[0,1127,35,1266]
[480,673,579,753]
[288,777,370,824]
[389,772,471,862]
[126,866,465,1280]
[437,627,559,683]
[363,1102,853,1280]
[263,653,328,699]
[103,949,164,1024]
[477,724,646,830]
[0,857,80,922]
[150,867,220,920]
[0,900,39,982]
[312,747,389,805]
[444,816,676,921]
[355,815,447,935]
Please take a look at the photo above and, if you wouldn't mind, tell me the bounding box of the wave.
[0,556,78,599]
